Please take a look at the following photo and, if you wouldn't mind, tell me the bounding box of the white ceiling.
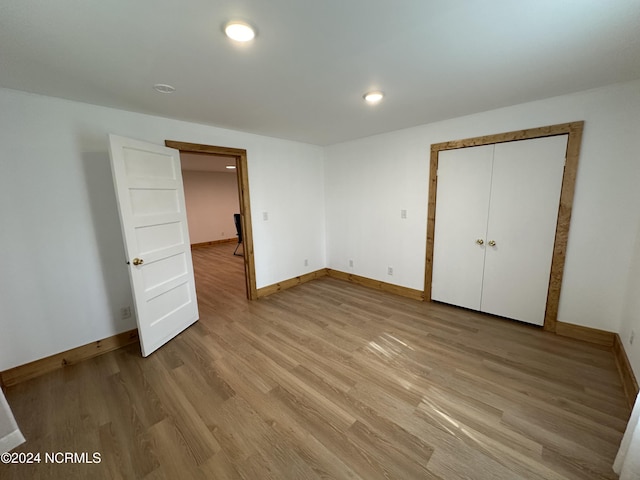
[1,1,639,146]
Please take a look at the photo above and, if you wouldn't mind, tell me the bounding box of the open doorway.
[180,152,240,249]
[165,140,257,300]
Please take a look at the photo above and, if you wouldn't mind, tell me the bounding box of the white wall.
[620,221,640,378]
[0,88,325,371]
[250,138,327,283]
[182,170,240,244]
[325,80,640,338]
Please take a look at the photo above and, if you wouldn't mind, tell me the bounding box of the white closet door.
[480,135,567,325]
[431,145,494,310]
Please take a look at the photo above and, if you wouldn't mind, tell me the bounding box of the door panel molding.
[424,121,584,332]
[165,140,257,300]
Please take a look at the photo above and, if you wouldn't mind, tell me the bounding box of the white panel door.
[109,134,199,356]
[431,145,494,310]
[480,135,567,325]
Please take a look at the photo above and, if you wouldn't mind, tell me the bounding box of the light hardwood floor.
[1,243,630,479]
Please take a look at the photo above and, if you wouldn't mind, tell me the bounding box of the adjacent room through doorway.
[180,151,246,298]
[165,140,257,300]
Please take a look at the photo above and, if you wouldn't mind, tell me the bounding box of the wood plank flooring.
[1,242,630,479]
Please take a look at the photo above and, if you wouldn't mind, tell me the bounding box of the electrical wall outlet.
[349,259,354,268]
[304,259,308,267]
[401,209,407,219]
[631,330,635,345]
[262,211,269,221]
[120,306,132,320]
[387,266,393,275]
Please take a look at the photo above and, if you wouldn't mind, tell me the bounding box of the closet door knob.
[132,258,144,266]
[488,240,496,247]
[476,239,484,245]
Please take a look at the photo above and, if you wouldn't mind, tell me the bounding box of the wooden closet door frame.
[424,121,584,332]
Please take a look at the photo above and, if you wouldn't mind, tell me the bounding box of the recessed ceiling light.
[363,91,384,104]
[153,84,175,94]
[224,21,256,42]
[225,165,236,169]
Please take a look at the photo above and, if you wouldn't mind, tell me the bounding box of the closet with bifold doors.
[431,134,569,326]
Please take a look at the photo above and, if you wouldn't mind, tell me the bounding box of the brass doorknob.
[476,239,484,245]
[132,258,144,266]
[488,240,496,247]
